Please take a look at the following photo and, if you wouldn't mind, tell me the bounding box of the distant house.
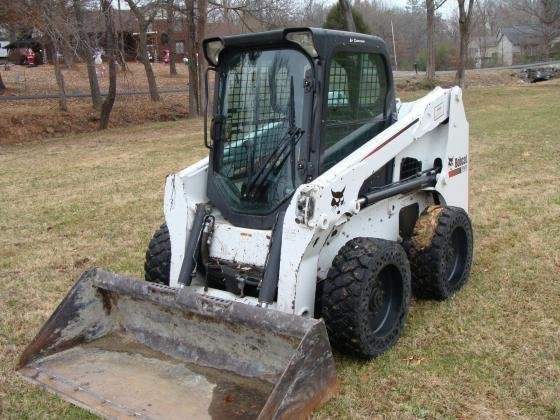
[149,20,240,63]
[2,7,243,66]
[468,36,498,68]
[496,25,560,66]
[83,9,139,62]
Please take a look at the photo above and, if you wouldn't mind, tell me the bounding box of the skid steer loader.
[19,28,473,418]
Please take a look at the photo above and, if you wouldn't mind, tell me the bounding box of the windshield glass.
[213,49,310,215]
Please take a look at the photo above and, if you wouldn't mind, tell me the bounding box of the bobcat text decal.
[448,154,468,178]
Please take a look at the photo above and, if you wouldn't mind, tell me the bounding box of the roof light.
[204,39,224,66]
[285,31,318,58]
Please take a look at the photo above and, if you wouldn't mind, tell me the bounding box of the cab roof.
[203,27,390,64]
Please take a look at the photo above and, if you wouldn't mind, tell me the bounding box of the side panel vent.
[400,157,422,180]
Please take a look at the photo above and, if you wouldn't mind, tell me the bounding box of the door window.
[321,52,387,172]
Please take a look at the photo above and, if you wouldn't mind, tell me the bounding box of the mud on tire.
[144,223,171,285]
[321,237,411,359]
[407,206,473,300]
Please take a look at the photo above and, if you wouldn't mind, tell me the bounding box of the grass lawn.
[1,80,559,418]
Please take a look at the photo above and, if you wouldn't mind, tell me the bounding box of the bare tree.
[41,1,69,111]
[299,0,328,27]
[15,0,70,109]
[125,0,161,102]
[512,0,560,59]
[470,0,501,67]
[165,0,178,75]
[100,0,117,129]
[116,0,129,71]
[208,0,297,31]
[184,0,200,116]
[456,0,475,88]
[73,0,102,110]
[426,0,447,80]
[196,0,208,108]
[180,0,299,116]
[339,0,356,31]
[60,20,77,69]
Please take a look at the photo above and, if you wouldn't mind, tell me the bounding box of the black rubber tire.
[144,223,171,285]
[408,206,473,300]
[321,237,411,359]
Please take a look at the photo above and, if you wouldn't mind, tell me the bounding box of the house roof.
[499,25,541,46]
[4,38,42,49]
[82,9,138,33]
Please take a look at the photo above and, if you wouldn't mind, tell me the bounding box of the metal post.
[391,20,398,71]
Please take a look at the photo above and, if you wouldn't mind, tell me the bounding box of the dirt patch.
[0,62,189,96]
[411,205,443,251]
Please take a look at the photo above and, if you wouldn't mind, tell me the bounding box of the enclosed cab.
[203,28,396,229]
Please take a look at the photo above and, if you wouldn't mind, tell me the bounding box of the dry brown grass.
[0,80,559,418]
[1,62,189,96]
[396,69,524,92]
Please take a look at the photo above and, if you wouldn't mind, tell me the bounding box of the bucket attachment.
[18,269,338,419]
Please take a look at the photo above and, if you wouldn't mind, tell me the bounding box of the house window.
[176,41,184,54]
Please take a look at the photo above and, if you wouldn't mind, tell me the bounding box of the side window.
[320,52,387,173]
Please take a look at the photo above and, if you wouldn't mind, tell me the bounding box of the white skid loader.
[19,28,473,418]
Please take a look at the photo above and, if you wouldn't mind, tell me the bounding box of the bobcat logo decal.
[331,188,345,214]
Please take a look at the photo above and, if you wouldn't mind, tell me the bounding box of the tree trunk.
[0,73,5,91]
[73,0,101,110]
[166,0,177,75]
[196,0,207,110]
[100,0,117,129]
[185,0,200,117]
[542,24,552,59]
[169,46,177,76]
[426,0,436,80]
[339,0,356,32]
[138,23,161,102]
[61,38,75,69]
[117,0,128,71]
[40,0,67,109]
[456,23,468,87]
[126,0,160,102]
[52,45,68,111]
[455,0,474,88]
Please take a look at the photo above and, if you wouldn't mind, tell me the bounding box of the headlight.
[285,30,318,58]
[204,39,224,66]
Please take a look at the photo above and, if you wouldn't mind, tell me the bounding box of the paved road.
[393,60,560,78]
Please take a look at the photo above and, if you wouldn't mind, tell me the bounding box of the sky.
[388,0,456,18]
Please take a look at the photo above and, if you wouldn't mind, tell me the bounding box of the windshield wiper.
[243,77,303,200]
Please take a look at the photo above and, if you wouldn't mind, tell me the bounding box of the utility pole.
[391,20,398,71]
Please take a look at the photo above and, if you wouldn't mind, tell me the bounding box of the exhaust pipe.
[18,269,337,419]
